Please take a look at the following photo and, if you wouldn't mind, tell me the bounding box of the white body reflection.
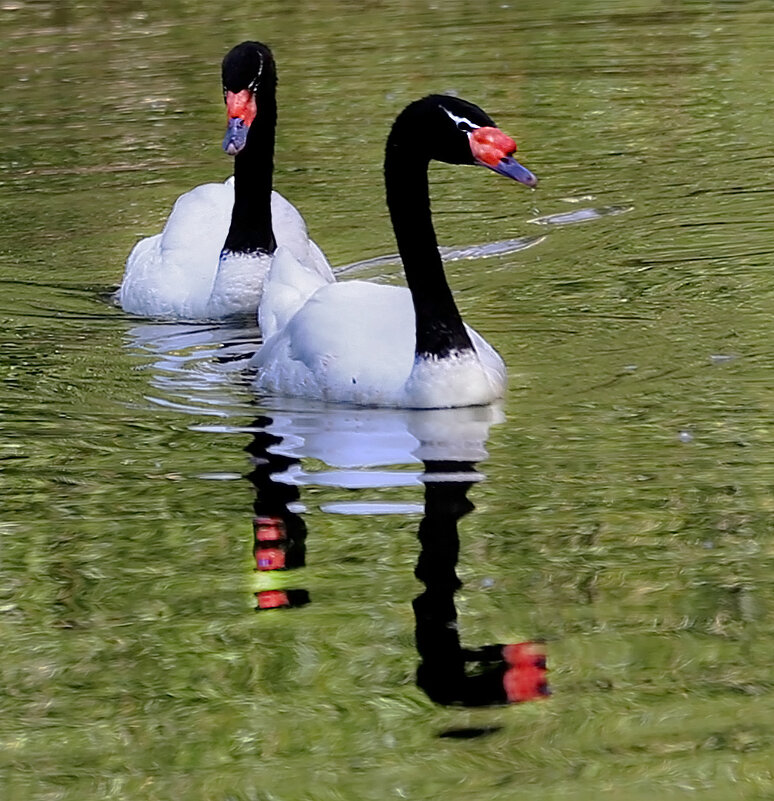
[261,401,504,467]
[199,401,504,515]
[252,402,503,515]
[124,320,258,417]
[125,321,503,515]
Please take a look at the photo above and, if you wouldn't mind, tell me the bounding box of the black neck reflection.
[415,460,549,707]
[245,417,309,611]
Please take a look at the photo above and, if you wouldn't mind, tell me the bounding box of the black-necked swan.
[251,95,537,409]
[118,41,332,320]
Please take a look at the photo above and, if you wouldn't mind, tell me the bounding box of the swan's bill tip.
[482,155,538,188]
[223,116,248,155]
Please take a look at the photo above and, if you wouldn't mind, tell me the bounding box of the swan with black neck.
[118,41,332,321]
[251,95,536,409]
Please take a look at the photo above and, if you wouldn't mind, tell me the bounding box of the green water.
[3,1,774,799]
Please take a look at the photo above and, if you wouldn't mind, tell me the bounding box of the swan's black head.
[388,95,537,188]
[221,41,277,156]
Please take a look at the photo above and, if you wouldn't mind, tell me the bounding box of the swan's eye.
[457,121,473,134]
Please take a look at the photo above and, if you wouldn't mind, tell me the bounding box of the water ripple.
[528,204,634,226]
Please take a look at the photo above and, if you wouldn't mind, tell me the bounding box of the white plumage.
[118,179,332,320]
[251,247,506,408]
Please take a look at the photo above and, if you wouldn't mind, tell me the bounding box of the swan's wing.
[159,181,233,259]
[259,246,333,338]
[466,325,507,393]
[254,281,416,405]
[271,191,310,260]
[271,191,335,282]
[119,233,163,314]
[306,237,335,283]
[119,180,233,318]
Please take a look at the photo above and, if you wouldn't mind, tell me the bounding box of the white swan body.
[251,248,506,409]
[118,179,332,320]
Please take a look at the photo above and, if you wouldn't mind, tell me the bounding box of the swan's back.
[119,181,232,319]
[119,182,333,320]
[254,248,505,408]
[255,279,416,405]
[254,279,504,407]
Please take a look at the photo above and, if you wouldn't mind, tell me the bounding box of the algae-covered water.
[2,1,774,799]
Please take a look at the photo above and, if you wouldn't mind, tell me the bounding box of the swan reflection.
[242,404,549,707]
[124,320,258,417]
[245,418,310,611]
[123,323,548,705]
[416,458,548,706]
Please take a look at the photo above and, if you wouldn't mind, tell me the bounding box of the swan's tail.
[259,246,332,338]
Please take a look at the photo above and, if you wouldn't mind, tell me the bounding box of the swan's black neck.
[385,118,474,360]
[223,75,277,255]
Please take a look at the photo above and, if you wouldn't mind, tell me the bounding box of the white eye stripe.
[247,54,264,93]
[223,53,264,97]
[440,106,481,133]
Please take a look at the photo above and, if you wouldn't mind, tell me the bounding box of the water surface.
[2,1,774,799]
